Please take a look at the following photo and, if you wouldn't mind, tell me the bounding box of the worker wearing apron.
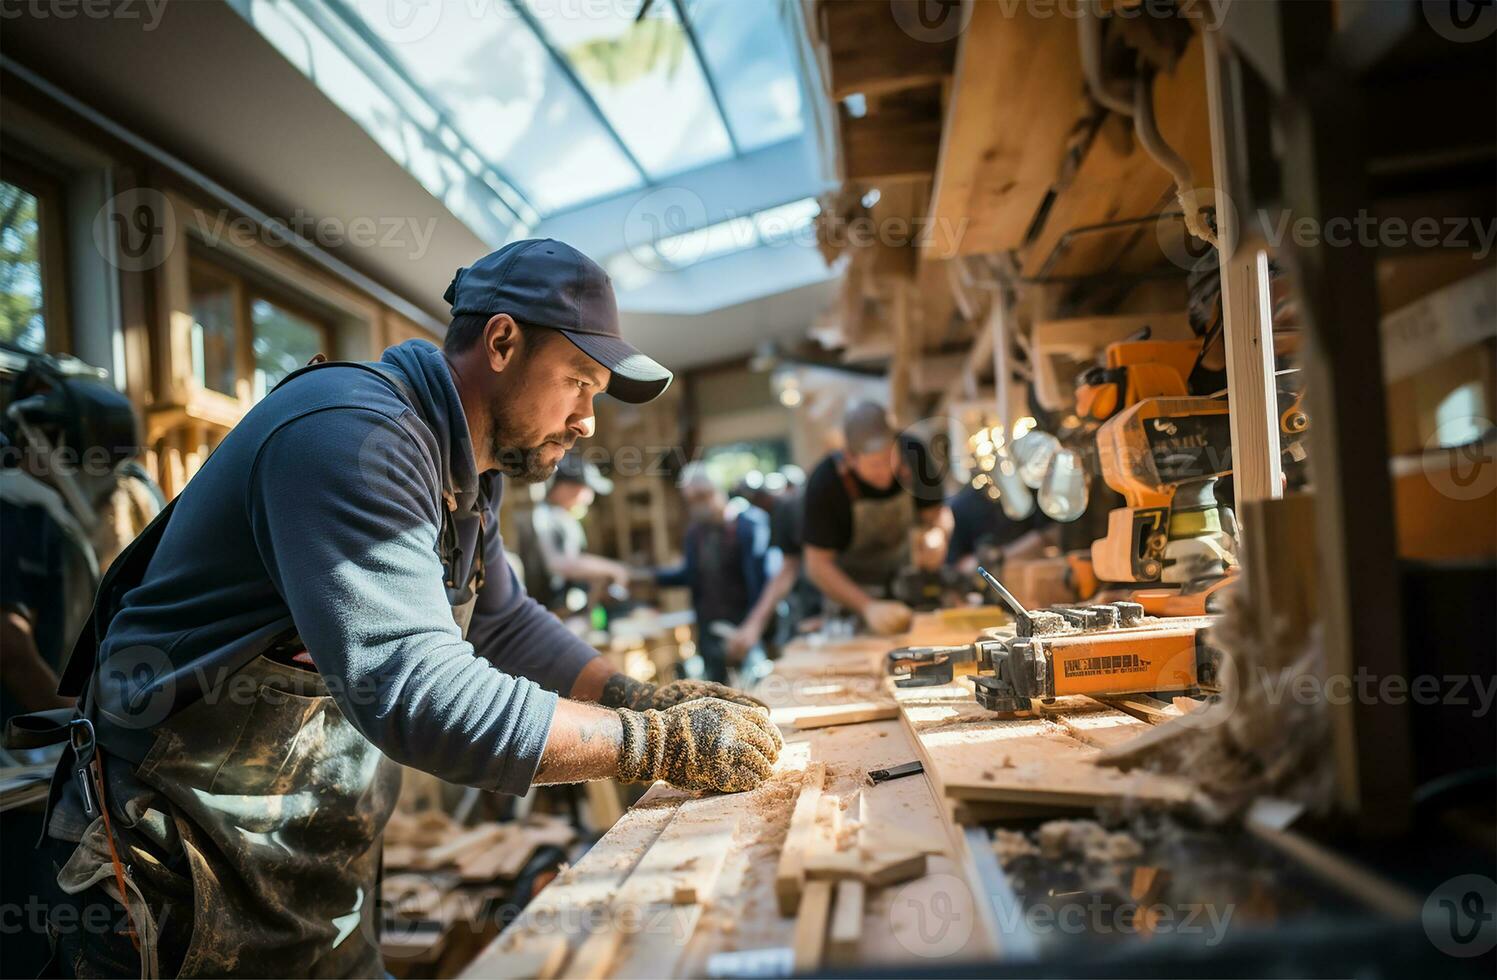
[10,241,781,978]
[800,402,952,635]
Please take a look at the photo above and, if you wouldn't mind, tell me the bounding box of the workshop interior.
[0,0,1494,978]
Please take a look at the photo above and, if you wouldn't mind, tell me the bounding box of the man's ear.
[483,314,522,373]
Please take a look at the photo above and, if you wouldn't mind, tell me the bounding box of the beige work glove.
[616,698,784,793]
[602,674,768,712]
[863,599,914,636]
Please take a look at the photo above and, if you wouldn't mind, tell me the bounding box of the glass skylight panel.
[345,0,640,213]
[682,0,805,151]
[522,0,732,179]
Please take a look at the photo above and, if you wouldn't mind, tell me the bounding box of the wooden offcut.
[775,763,828,915]
[897,682,1194,812]
[792,703,900,730]
[828,880,865,964]
[792,879,834,974]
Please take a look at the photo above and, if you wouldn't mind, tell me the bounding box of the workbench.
[455,622,1401,980]
[458,619,1215,979]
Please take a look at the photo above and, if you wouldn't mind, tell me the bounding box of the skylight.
[238,0,808,228]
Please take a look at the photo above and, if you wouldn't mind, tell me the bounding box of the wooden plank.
[792,703,900,730]
[1091,694,1182,726]
[1204,33,1283,505]
[897,682,1194,812]
[828,880,865,964]
[613,906,703,980]
[564,929,624,980]
[1019,35,1213,278]
[923,2,1084,258]
[792,879,833,975]
[842,88,943,182]
[462,799,679,979]
[774,763,827,915]
[416,824,504,870]
[633,799,740,906]
[819,0,957,100]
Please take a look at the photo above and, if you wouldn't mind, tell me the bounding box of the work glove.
[863,599,914,636]
[601,673,768,712]
[616,697,784,793]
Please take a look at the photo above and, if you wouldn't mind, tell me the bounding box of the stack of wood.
[774,763,934,972]
[384,810,577,883]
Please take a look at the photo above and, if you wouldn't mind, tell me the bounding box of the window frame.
[186,249,333,411]
[0,152,72,355]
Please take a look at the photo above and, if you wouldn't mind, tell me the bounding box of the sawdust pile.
[1099,587,1334,822]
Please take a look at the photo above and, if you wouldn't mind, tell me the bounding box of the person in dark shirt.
[801,402,951,635]
[944,484,1045,574]
[656,464,771,683]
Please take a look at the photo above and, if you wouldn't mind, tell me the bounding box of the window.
[0,179,47,353]
[187,254,331,405]
[251,298,323,399]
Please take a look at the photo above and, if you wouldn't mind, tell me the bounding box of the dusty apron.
[35,359,485,979]
[832,454,915,599]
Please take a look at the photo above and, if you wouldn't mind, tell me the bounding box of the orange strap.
[88,756,141,953]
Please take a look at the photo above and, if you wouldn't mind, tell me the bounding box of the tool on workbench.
[968,567,1221,712]
[867,760,924,783]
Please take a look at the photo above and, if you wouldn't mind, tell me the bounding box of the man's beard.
[490,398,571,483]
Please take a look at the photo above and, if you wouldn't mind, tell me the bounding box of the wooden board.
[774,763,827,914]
[828,880,865,964]
[792,879,833,975]
[896,681,1194,812]
[924,1,1085,258]
[1018,34,1214,278]
[792,703,900,730]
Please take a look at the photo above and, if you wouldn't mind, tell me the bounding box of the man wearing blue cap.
[28,240,780,978]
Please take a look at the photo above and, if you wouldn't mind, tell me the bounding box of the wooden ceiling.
[807,0,1215,415]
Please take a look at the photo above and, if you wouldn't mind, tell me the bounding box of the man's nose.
[571,414,596,439]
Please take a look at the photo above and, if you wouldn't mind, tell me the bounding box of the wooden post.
[1204,33,1283,505]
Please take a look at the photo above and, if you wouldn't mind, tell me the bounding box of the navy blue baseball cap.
[444,239,673,403]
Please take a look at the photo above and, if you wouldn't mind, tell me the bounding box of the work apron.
[38,358,484,979]
[832,455,915,598]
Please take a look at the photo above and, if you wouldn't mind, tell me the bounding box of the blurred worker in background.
[655,464,771,683]
[945,483,1048,576]
[0,352,156,743]
[519,451,629,612]
[801,401,951,635]
[729,466,817,658]
[0,351,159,978]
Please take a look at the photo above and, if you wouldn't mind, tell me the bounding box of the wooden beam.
[842,88,943,182]
[1205,36,1282,504]
[820,0,957,100]
[1019,36,1214,278]
[923,2,1084,258]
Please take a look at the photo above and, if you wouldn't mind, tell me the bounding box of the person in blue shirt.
[655,464,772,684]
[32,241,780,978]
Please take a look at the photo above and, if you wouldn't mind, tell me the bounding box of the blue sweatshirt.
[98,340,596,794]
